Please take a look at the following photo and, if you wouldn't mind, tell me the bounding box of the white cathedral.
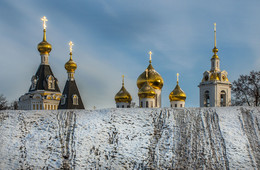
[17,16,231,110]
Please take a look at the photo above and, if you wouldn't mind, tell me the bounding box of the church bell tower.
[198,23,231,107]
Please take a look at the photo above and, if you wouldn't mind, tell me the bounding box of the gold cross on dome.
[177,73,179,82]
[69,41,74,53]
[149,51,152,62]
[41,16,48,30]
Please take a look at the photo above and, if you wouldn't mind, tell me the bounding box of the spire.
[177,73,179,84]
[214,23,216,48]
[149,51,152,64]
[212,23,219,58]
[122,75,125,87]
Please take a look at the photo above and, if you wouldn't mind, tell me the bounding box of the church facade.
[18,16,62,110]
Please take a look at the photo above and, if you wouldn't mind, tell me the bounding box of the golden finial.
[41,16,48,30]
[122,75,125,86]
[214,23,216,48]
[149,51,152,64]
[177,73,179,84]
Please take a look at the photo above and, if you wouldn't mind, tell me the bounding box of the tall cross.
[177,73,179,83]
[69,41,74,53]
[214,23,217,48]
[122,75,125,86]
[41,16,48,30]
[149,51,152,63]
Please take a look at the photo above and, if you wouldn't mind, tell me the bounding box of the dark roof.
[29,64,60,92]
[58,80,85,109]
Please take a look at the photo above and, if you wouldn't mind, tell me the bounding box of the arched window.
[146,101,149,108]
[220,90,226,107]
[72,94,79,105]
[204,91,210,107]
[122,105,124,108]
[47,75,55,90]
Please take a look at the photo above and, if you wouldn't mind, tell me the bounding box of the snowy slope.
[0,107,259,169]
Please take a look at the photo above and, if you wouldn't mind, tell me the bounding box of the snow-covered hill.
[0,107,260,169]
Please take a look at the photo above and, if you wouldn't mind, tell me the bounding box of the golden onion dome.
[138,81,156,99]
[137,64,164,90]
[65,52,77,73]
[38,29,52,54]
[115,86,132,103]
[169,82,186,102]
[210,71,220,81]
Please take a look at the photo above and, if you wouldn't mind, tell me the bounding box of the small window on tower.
[205,91,210,107]
[47,75,55,90]
[220,90,226,107]
[72,94,78,105]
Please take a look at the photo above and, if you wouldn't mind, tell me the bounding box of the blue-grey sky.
[0,0,259,109]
